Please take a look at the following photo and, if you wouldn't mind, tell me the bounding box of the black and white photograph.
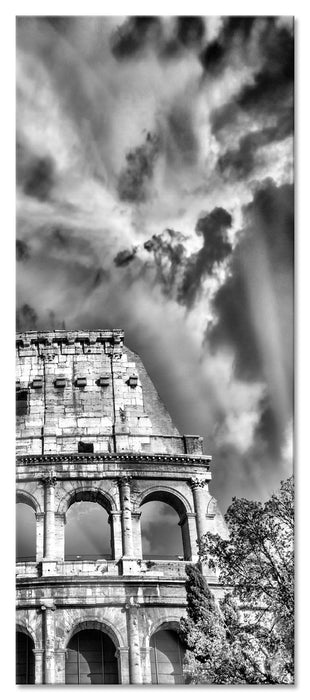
[15,13,294,686]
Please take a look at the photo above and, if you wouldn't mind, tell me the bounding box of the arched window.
[141,501,183,560]
[140,489,193,560]
[150,629,185,684]
[65,629,118,684]
[16,631,35,684]
[16,502,36,561]
[65,501,112,560]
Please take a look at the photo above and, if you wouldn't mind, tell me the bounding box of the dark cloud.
[176,17,205,48]
[207,179,294,382]
[217,117,293,180]
[118,132,160,203]
[210,20,294,153]
[245,179,294,264]
[17,142,55,201]
[144,229,187,296]
[16,304,38,331]
[47,310,66,330]
[50,227,70,248]
[91,268,108,290]
[225,16,257,39]
[254,394,285,458]
[200,40,225,73]
[44,17,73,35]
[200,16,257,72]
[111,17,163,59]
[111,16,205,63]
[167,104,198,165]
[113,211,233,306]
[114,248,137,267]
[16,239,30,262]
[207,255,260,379]
[179,207,232,307]
[237,25,294,113]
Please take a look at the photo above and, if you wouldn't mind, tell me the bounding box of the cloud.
[111,17,163,60]
[166,102,198,166]
[16,17,294,512]
[217,120,293,181]
[16,303,38,331]
[114,247,137,267]
[117,132,160,203]
[199,16,258,73]
[179,207,232,306]
[17,141,56,201]
[206,179,293,477]
[210,19,294,142]
[16,239,30,262]
[175,16,205,48]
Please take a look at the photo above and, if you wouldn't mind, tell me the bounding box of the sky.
[16,16,294,513]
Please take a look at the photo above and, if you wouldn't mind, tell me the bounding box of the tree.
[181,477,294,684]
[179,564,228,684]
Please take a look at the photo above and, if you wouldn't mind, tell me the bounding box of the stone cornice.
[16,452,212,468]
[16,329,124,348]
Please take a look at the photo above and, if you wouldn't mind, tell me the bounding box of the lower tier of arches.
[16,608,188,685]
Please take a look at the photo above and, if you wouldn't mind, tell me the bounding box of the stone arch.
[148,617,185,685]
[16,489,41,513]
[138,485,192,517]
[16,624,36,685]
[57,486,116,516]
[64,617,124,650]
[148,616,181,641]
[16,622,36,646]
[139,487,195,560]
[16,494,38,561]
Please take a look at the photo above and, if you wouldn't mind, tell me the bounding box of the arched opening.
[16,631,35,684]
[141,502,183,559]
[140,490,190,560]
[150,628,185,684]
[65,501,112,560]
[65,629,118,684]
[16,502,36,561]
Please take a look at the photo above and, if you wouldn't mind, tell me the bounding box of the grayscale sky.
[16,16,293,513]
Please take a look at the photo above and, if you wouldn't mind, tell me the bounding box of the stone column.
[118,477,134,557]
[33,648,44,685]
[35,513,44,560]
[41,601,56,684]
[41,472,57,560]
[131,511,142,560]
[179,512,198,560]
[140,646,152,684]
[54,513,66,560]
[54,649,66,684]
[125,601,142,684]
[109,510,123,559]
[189,478,208,542]
[115,646,130,684]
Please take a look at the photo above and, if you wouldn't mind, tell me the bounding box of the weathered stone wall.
[16,330,204,456]
[16,330,228,685]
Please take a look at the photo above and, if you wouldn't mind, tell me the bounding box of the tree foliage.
[181,477,294,684]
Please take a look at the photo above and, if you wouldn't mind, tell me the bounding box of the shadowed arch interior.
[65,492,112,560]
[16,630,35,684]
[16,502,36,561]
[66,488,113,514]
[140,490,187,560]
[65,628,118,684]
[150,628,185,684]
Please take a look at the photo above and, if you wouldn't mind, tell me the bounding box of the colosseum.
[16,328,227,684]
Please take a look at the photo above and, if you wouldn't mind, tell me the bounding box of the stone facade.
[16,329,227,684]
